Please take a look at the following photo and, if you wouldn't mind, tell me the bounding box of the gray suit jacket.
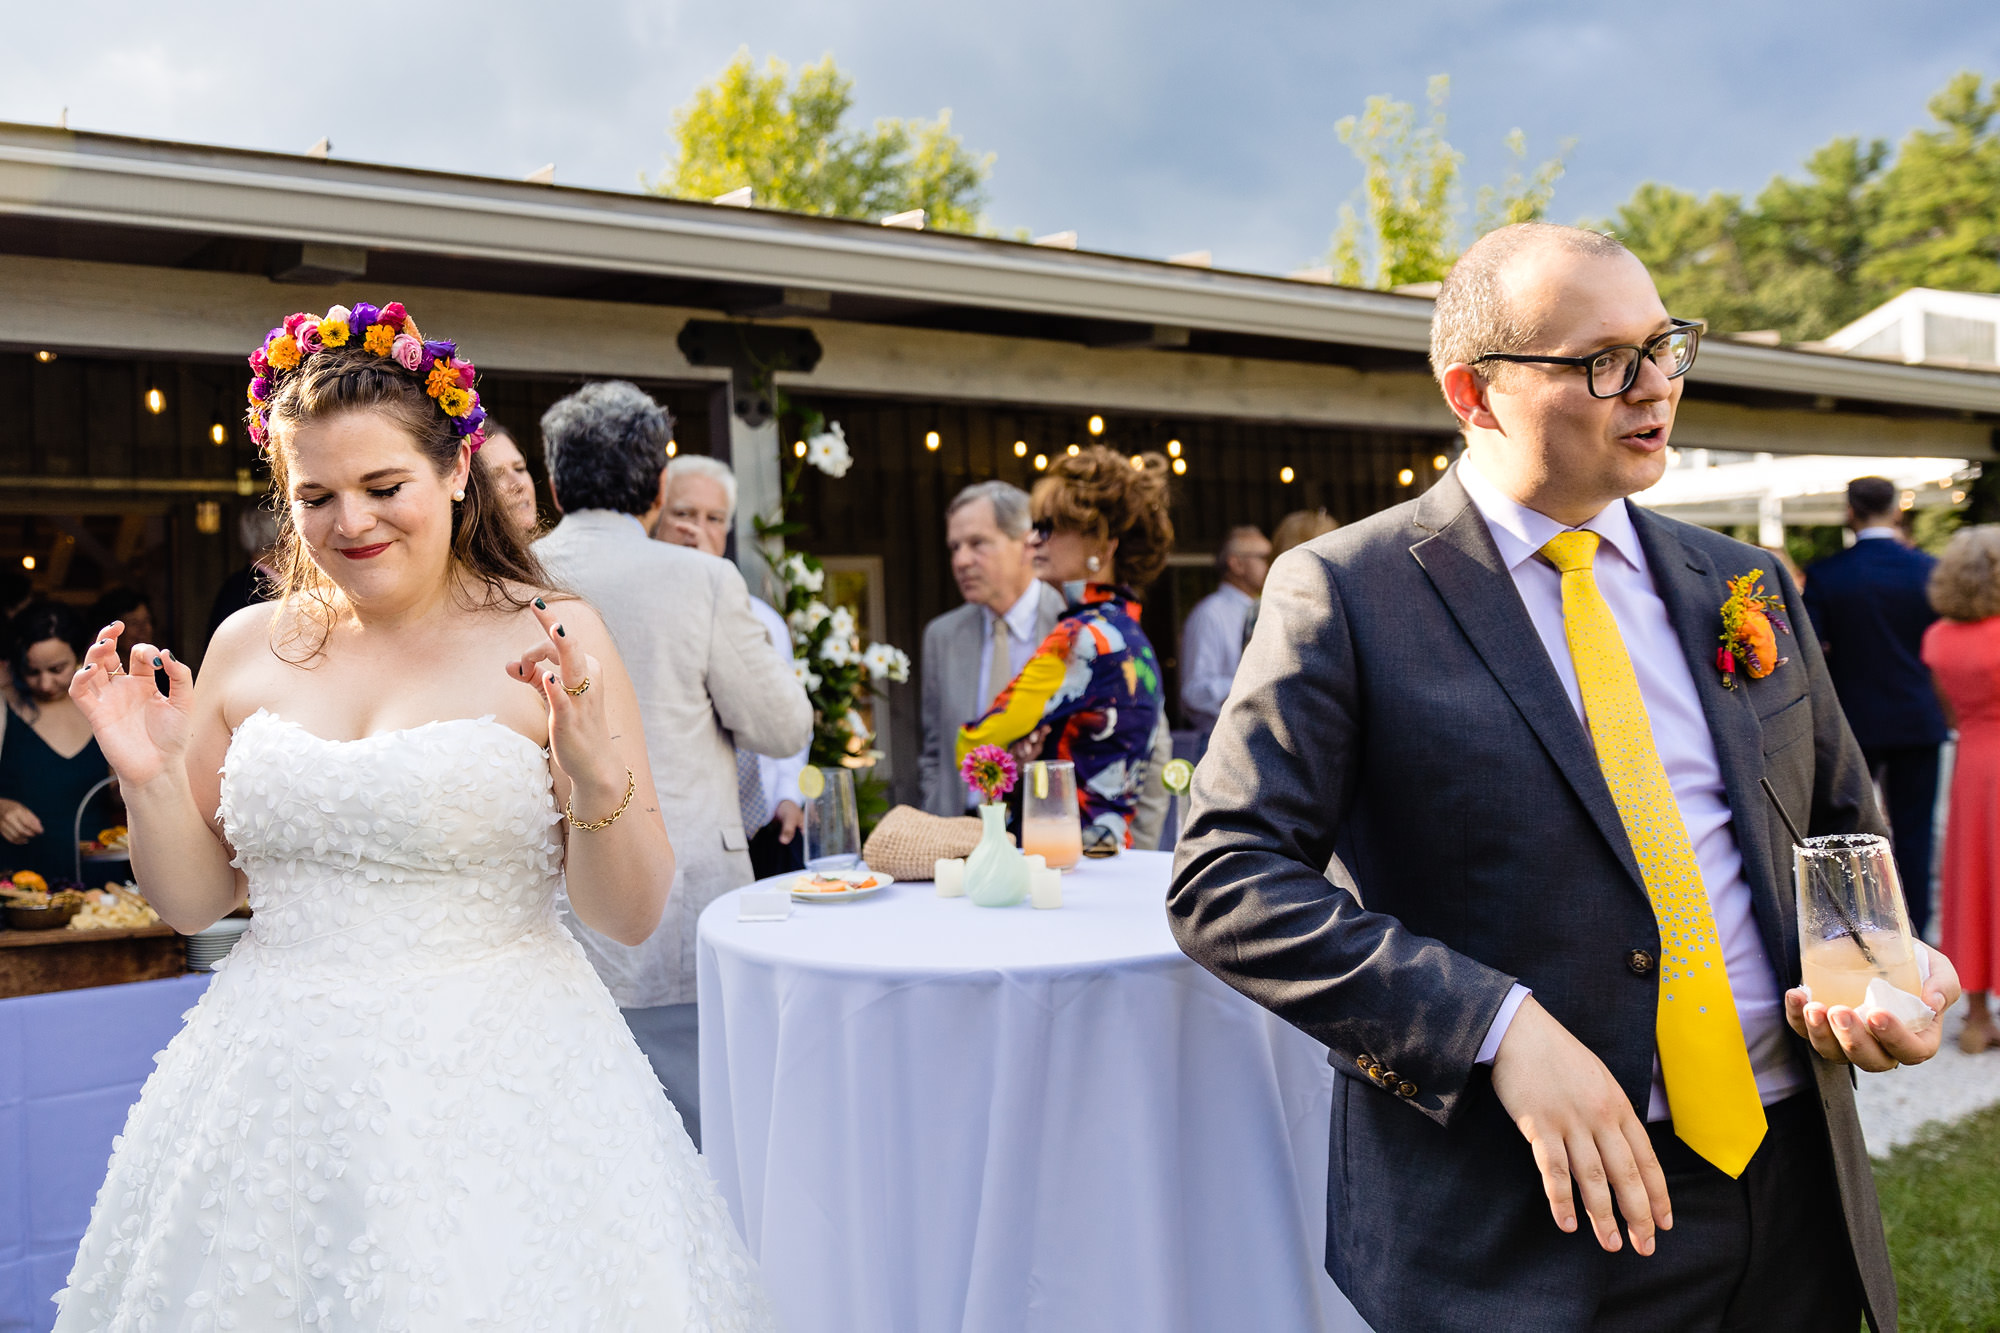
[536,510,813,1007]
[918,584,1065,815]
[1169,468,1894,1333]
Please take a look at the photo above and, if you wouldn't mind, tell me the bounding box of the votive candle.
[1030,865,1063,910]
[935,857,966,898]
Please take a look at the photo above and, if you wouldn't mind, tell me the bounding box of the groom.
[1169,223,1959,1332]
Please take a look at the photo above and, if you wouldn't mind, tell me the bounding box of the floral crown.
[245,300,487,453]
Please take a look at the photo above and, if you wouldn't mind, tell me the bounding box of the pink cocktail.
[1021,761,1083,870]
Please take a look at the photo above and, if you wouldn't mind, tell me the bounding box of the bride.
[54,302,774,1330]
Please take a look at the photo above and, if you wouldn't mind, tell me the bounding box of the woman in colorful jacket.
[957,445,1171,851]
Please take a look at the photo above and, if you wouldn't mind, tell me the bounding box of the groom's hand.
[1491,997,1672,1256]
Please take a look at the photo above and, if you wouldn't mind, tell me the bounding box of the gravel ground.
[1855,997,2000,1154]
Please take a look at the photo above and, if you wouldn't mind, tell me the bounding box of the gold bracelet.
[566,767,635,831]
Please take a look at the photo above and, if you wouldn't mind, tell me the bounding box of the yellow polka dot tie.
[1540,531,1766,1178]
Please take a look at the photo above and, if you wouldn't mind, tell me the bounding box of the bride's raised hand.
[508,602,623,806]
[70,622,196,790]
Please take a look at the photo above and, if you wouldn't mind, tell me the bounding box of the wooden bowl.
[5,901,81,930]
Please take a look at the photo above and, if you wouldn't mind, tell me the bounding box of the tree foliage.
[1605,71,2000,340]
[1328,75,1570,289]
[648,51,992,234]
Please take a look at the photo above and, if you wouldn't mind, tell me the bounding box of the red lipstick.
[336,543,391,560]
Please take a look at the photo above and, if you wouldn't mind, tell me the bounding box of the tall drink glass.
[1794,833,1922,1008]
[803,766,862,871]
[1020,760,1083,871]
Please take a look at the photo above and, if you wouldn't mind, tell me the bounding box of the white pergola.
[1635,450,1979,540]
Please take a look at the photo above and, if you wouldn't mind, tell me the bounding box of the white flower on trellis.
[780,553,825,594]
[820,634,860,667]
[788,600,832,636]
[805,422,852,478]
[791,657,822,692]
[827,606,856,641]
[862,643,911,683]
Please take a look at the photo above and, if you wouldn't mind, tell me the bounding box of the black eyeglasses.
[1473,318,1702,399]
[1030,518,1055,543]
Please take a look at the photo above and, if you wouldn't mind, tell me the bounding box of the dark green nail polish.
[152,657,163,668]
[534,597,546,609]
[556,625,565,637]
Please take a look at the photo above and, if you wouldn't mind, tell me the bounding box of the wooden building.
[4,123,1999,803]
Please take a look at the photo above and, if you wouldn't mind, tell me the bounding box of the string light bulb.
[1088,415,1105,436]
[925,430,941,452]
[1013,440,1027,457]
[1280,466,1295,484]
[144,387,166,415]
[666,439,678,457]
[1166,440,1181,458]
[20,555,34,571]
[794,440,807,458]
[35,350,56,363]
[1171,458,1187,476]
[1033,453,1048,471]
[1129,455,1143,469]
[1398,468,1416,486]
[210,423,227,446]
[1067,444,1080,456]
[1432,454,1448,471]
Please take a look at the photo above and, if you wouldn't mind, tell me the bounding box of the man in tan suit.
[535,382,811,1141]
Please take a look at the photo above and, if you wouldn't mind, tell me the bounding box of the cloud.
[2,0,1994,274]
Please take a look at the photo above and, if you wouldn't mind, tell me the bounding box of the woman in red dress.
[1923,525,2000,1053]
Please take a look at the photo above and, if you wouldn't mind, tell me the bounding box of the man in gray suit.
[1170,224,1960,1332]
[534,382,812,1143]
[919,481,1064,815]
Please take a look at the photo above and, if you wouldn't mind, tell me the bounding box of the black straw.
[1761,777,1879,968]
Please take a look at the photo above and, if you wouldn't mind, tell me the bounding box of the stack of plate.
[186,917,250,971]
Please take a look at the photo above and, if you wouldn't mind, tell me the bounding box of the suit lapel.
[1628,510,1797,978]
[1410,472,1648,898]
[949,605,985,730]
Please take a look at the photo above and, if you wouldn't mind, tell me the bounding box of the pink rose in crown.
[391,334,424,372]
[248,347,268,375]
[456,363,477,388]
[296,320,324,354]
[380,301,408,328]
[283,312,312,337]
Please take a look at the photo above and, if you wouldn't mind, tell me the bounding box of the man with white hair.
[919,481,1066,815]
[657,453,811,880]
[1178,524,1271,744]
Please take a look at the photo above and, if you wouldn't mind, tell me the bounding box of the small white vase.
[965,803,1029,908]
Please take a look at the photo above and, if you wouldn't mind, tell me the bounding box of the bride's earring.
[452,489,466,502]
[1086,555,1101,573]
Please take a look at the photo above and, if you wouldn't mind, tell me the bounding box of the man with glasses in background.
[1172,222,1958,1332]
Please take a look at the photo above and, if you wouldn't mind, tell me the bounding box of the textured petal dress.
[53,710,774,1331]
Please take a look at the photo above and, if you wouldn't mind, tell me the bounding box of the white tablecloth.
[697,850,1369,1333]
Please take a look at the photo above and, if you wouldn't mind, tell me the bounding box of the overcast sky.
[4,1,1996,275]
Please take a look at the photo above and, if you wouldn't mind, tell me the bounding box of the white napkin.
[1855,977,1934,1034]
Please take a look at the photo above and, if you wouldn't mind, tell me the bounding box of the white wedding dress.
[54,710,774,1331]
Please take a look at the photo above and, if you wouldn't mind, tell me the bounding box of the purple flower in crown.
[248,376,269,403]
[247,415,268,447]
[422,339,456,366]
[459,404,487,440]
[350,301,382,330]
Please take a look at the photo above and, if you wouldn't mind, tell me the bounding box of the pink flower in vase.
[960,745,1019,805]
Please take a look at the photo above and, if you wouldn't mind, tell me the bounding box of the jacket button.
[1398,1081,1417,1098]
[1627,949,1655,976]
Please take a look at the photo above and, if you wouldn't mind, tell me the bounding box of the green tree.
[1864,72,2000,295]
[648,51,992,234]
[1328,75,1569,289]
[1603,71,2000,340]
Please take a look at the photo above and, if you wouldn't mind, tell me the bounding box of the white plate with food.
[790,867,895,902]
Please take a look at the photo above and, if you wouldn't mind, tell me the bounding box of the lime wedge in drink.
[1161,758,1194,793]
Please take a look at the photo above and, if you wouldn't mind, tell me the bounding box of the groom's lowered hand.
[1490,997,1672,1257]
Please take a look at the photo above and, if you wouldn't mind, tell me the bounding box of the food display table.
[697,850,1368,1333]
[0,972,213,1332]
[0,924,182,1000]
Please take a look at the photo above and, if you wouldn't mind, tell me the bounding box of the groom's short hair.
[1429,223,1633,389]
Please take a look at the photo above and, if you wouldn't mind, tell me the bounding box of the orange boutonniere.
[1717,569,1792,689]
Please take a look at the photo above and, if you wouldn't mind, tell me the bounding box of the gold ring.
[564,677,591,697]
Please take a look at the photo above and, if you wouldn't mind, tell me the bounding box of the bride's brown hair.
[260,346,552,662]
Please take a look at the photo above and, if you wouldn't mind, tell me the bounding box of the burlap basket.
[861,804,1013,881]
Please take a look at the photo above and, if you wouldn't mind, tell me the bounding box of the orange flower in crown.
[244,300,487,453]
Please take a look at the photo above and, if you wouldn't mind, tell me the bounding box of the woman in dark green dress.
[0,602,112,884]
